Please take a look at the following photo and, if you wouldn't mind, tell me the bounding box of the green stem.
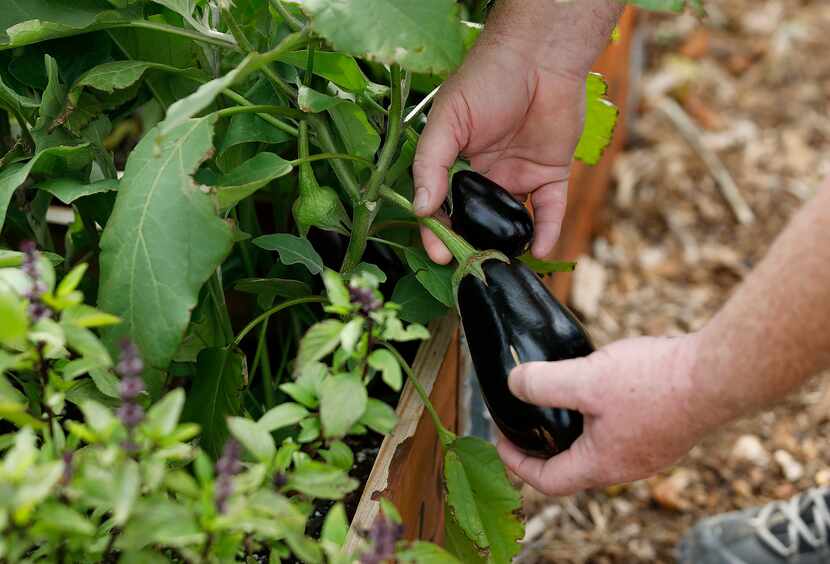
[123,20,239,51]
[222,8,255,53]
[233,296,324,347]
[11,109,34,150]
[367,236,408,251]
[222,90,299,137]
[290,153,374,169]
[214,104,304,120]
[378,186,476,264]
[262,66,299,101]
[382,343,455,447]
[341,65,406,273]
[308,115,360,201]
[369,219,419,235]
[251,318,275,408]
[208,272,234,345]
[270,0,303,31]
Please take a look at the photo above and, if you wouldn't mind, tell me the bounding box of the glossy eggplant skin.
[451,170,533,258]
[458,260,594,458]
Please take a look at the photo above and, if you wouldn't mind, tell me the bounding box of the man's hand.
[497,334,715,496]
[412,0,623,264]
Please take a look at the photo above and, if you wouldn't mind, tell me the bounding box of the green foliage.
[0,0,661,557]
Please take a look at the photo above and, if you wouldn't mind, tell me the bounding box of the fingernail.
[413,189,429,215]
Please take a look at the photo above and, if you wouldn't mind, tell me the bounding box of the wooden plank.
[547,7,638,302]
[345,314,459,553]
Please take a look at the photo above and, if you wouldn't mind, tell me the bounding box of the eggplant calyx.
[451,249,509,304]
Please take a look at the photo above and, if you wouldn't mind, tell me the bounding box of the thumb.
[509,356,601,412]
[412,94,467,217]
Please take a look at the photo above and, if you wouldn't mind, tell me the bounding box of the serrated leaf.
[213,152,293,209]
[295,0,465,75]
[253,234,324,275]
[228,416,276,463]
[183,348,244,459]
[294,319,344,376]
[319,373,366,438]
[259,402,308,432]
[574,73,618,165]
[443,437,524,563]
[367,349,401,391]
[403,247,454,306]
[98,118,233,398]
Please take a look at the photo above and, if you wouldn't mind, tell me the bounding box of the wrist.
[479,0,623,79]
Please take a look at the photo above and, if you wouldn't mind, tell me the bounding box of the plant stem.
[382,343,455,447]
[208,272,234,345]
[233,296,324,347]
[369,219,419,235]
[221,90,299,137]
[378,186,477,264]
[290,153,374,169]
[222,8,256,53]
[214,104,304,120]
[123,20,239,51]
[256,320,276,407]
[341,65,405,273]
[270,0,303,31]
[308,115,361,200]
[366,236,408,251]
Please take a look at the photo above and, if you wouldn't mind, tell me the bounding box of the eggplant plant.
[0,0,696,561]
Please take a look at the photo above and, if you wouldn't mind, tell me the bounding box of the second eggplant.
[457,259,595,458]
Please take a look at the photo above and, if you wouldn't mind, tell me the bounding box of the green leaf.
[98,118,233,398]
[574,73,618,165]
[259,402,308,432]
[339,318,363,354]
[253,233,324,275]
[403,248,454,306]
[360,398,397,434]
[159,32,305,136]
[390,274,447,325]
[320,441,353,471]
[0,0,137,50]
[80,400,118,439]
[352,262,387,283]
[294,320,344,376]
[0,289,27,348]
[443,437,524,563]
[72,60,194,95]
[228,416,276,463]
[0,144,95,231]
[517,254,577,274]
[328,101,380,163]
[0,70,39,120]
[297,416,321,443]
[295,0,465,75]
[298,85,343,113]
[61,324,112,377]
[322,268,350,308]
[286,460,358,499]
[112,459,141,526]
[90,368,121,398]
[278,50,368,92]
[38,177,117,205]
[213,152,293,209]
[57,263,88,298]
[143,388,185,438]
[116,498,203,550]
[381,318,430,343]
[61,304,121,328]
[235,278,312,301]
[367,349,402,391]
[183,348,244,459]
[321,503,349,546]
[398,542,462,564]
[320,373,367,438]
[33,502,96,536]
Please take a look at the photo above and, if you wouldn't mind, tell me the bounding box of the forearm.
[481,0,624,77]
[694,182,830,426]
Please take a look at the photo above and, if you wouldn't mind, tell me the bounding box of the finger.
[498,435,601,496]
[412,95,468,217]
[509,359,597,412]
[529,181,569,258]
[420,224,453,265]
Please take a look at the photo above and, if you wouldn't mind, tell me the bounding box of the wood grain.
[345,314,459,554]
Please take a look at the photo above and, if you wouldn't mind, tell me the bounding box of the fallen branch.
[655,96,755,225]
